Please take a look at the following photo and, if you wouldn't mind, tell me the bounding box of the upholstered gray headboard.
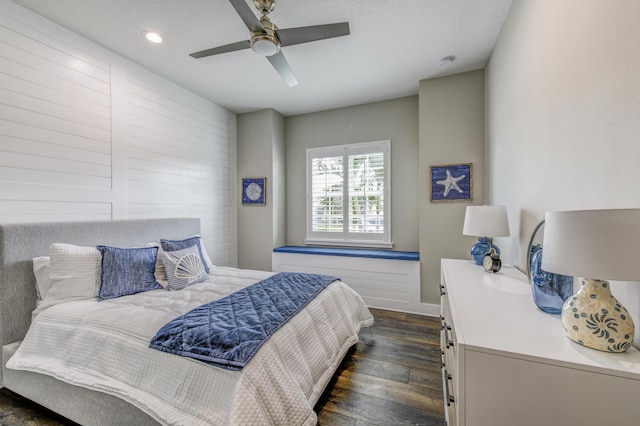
[0,218,200,384]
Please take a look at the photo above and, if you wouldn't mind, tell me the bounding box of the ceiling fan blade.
[229,0,263,31]
[189,40,251,58]
[266,51,298,87]
[277,22,350,47]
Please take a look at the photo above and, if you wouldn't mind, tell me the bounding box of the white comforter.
[7,267,373,425]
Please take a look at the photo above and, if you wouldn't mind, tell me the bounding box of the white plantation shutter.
[311,155,343,233]
[306,140,391,247]
[348,150,385,234]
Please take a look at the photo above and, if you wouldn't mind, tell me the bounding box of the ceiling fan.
[189,0,350,87]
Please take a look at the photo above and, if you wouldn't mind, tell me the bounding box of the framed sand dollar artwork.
[242,177,266,205]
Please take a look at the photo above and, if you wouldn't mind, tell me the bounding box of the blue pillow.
[160,236,210,274]
[97,246,162,301]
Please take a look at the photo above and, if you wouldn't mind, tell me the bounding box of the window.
[306,140,391,247]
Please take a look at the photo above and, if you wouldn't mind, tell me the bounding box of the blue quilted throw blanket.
[149,272,339,370]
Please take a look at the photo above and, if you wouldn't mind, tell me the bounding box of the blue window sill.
[273,246,419,261]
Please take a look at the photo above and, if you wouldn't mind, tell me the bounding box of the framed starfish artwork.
[430,163,472,202]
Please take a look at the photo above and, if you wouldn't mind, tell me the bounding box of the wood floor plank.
[339,351,412,383]
[409,366,445,391]
[318,386,444,426]
[332,369,444,413]
[354,338,442,371]
[360,320,437,344]
[359,328,440,352]
[317,408,357,426]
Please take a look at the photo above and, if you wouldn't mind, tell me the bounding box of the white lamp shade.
[462,206,510,237]
[542,209,640,281]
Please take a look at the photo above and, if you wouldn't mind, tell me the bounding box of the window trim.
[305,140,392,249]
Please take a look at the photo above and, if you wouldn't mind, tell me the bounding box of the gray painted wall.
[284,96,420,252]
[486,0,640,343]
[238,91,485,308]
[272,112,287,250]
[419,71,486,305]
[237,109,285,271]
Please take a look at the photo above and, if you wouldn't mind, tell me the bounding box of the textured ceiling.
[9,0,512,116]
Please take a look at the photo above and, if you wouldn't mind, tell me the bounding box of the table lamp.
[542,209,640,353]
[462,205,510,266]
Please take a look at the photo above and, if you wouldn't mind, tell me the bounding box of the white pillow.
[32,256,52,303]
[35,243,102,314]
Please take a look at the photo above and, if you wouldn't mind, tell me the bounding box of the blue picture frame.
[430,163,472,201]
[242,177,266,205]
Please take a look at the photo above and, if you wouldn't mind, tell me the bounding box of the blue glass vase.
[470,237,499,265]
[530,246,573,315]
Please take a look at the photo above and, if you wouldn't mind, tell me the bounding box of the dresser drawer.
[441,364,457,426]
[440,286,458,369]
[441,258,640,426]
[440,281,458,426]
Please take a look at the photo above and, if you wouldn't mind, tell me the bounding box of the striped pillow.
[160,236,211,273]
[160,245,208,291]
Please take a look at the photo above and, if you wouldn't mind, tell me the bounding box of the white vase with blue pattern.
[561,278,634,353]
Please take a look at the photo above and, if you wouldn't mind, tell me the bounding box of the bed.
[0,218,373,425]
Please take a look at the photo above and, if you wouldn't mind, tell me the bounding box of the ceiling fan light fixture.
[251,34,280,56]
[190,0,350,87]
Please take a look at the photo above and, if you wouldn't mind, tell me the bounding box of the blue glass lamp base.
[530,247,573,315]
[470,237,500,265]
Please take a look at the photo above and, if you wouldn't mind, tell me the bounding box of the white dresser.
[440,258,640,426]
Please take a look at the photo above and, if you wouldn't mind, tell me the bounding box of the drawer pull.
[444,324,454,348]
[440,284,446,296]
[441,367,456,406]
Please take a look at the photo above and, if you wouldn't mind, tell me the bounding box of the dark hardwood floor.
[0,308,444,425]
[315,308,445,425]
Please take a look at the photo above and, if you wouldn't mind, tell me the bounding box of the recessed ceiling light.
[143,31,162,44]
[438,55,456,68]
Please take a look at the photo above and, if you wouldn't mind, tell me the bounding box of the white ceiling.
[9,0,512,116]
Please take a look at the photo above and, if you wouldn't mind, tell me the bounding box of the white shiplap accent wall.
[0,1,236,266]
[121,71,235,265]
[0,5,112,223]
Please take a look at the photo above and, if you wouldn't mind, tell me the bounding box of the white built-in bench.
[272,246,432,315]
